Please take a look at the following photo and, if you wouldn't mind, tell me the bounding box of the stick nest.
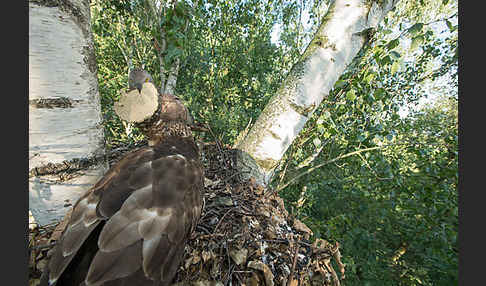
[29,142,345,286]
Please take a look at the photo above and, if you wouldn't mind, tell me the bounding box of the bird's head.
[128,68,154,93]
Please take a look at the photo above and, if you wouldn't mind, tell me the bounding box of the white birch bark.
[236,0,399,185]
[29,0,107,226]
[164,57,181,95]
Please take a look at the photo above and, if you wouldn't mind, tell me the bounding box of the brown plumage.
[39,72,203,286]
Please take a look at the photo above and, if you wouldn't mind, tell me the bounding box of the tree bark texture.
[29,0,107,226]
[236,0,399,185]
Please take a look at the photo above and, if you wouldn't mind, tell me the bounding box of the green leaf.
[410,35,424,51]
[357,133,366,142]
[442,0,449,5]
[391,61,400,74]
[334,79,347,89]
[390,51,401,60]
[446,20,454,31]
[386,39,400,50]
[380,55,392,67]
[408,23,424,35]
[346,89,357,101]
[322,111,331,119]
[364,73,375,85]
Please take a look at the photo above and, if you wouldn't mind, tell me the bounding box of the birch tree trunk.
[29,0,107,226]
[235,0,399,186]
[148,0,188,95]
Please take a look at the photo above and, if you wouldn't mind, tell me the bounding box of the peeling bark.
[29,0,106,226]
[236,0,399,186]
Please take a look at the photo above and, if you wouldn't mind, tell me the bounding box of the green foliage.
[273,1,458,284]
[177,0,290,143]
[278,93,457,284]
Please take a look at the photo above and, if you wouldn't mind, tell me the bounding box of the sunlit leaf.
[408,23,424,35]
[390,51,401,60]
[391,61,400,74]
[346,89,357,101]
[386,39,400,50]
[410,35,425,51]
[446,20,454,31]
[365,73,375,84]
[334,79,347,89]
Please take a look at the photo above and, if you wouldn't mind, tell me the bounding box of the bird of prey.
[39,69,203,286]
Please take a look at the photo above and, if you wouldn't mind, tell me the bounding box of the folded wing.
[41,143,203,286]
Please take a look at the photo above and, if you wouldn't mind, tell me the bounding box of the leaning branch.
[273,140,429,193]
[274,146,383,193]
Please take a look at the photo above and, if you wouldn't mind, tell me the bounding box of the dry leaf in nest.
[289,279,299,286]
[264,228,277,240]
[114,82,159,123]
[248,260,275,286]
[229,248,248,266]
[249,272,262,286]
[248,177,265,195]
[185,249,202,269]
[257,205,271,218]
[201,250,214,263]
[192,255,201,265]
[184,257,193,269]
[293,218,313,240]
[216,196,233,207]
[210,259,220,279]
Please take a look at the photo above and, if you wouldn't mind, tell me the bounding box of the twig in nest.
[287,239,300,286]
[223,244,234,286]
[234,272,244,285]
[190,122,209,132]
[331,242,345,279]
[234,211,257,217]
[263,239,313,248]
[222,171,244,184]
[195,233,225,240]
[206,124,225,157]
[212,208,233,234]
[195,224,211,235]
[323,258,340,286]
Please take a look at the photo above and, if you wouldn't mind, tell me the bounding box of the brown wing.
[41,139,203,286]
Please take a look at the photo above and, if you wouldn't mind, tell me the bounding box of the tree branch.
[274,146,383,193]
